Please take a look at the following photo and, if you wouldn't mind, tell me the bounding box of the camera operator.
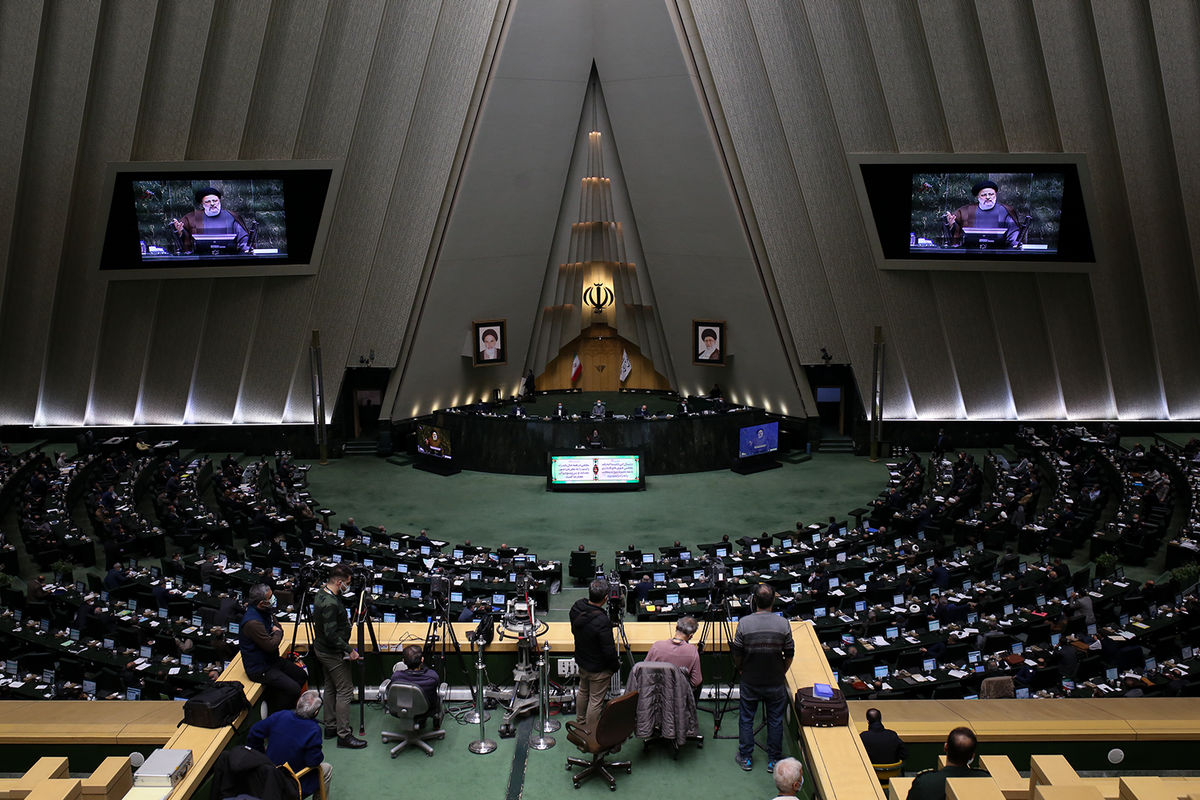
[312,565,367,749]
[240,583,307,714]
[570,578,620,727]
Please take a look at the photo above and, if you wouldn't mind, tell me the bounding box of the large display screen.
[548,453,643,490]
[416,424,451,460]
[907,170,1065,254]
[98,161,340,279]
[853,157,1094,269]
[738,421,779,458]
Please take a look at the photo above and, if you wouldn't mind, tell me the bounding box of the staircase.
[816,434,856,454]
[342,440,377,456]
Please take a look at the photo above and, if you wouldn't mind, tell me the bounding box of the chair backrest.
[979,676,1015,699]
[387,681,429,726]
[594,690,639,749]
[873,760,904,788]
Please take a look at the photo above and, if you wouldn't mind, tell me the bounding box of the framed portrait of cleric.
[473,320,507,366]
[693,320,725,366]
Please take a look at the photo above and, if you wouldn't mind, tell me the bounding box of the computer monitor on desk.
[191,233,239,255]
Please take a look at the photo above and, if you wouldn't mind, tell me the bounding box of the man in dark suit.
[859,707,907,765]
[930,560,950,591]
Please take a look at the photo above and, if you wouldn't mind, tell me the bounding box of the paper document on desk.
[871,636,888,647]
[948,669,968,678]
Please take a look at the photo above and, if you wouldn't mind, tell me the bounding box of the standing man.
[570,578,620,727]
[860,707,908,765]
[907,727,989,800]
[731,583,794,773]
[241,584,308,714]
[311,565,367,748]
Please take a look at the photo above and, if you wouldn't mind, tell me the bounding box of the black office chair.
[568,550,597,585]
[381,682,445,757]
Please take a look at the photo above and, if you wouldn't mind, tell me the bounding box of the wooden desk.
[9,759,69,800]
[788,621,886,800]
[948,778,1007,800]
[847,699,1200,745]
[80,758,132,800]
[22,781,80,800]
[1031,755,1081,789]
[0,702,183,746]
[1033,787,1104,800]
[888,777,915,800]
[1120,777,1200,800]
[979,755,1029,800]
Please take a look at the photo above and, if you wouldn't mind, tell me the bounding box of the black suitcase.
[181,681,250,729]
[795,685,849,727]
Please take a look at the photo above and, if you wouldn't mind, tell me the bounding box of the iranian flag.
[570,353,582,382]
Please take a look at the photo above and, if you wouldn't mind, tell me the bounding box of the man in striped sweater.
[731,583,794,774]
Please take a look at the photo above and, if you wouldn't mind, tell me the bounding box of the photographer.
[240,583,307,714]
[570,578,620,727]
[312,565,367,749]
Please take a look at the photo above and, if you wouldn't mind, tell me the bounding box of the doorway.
[803,363,866,440]
[335,367,391,441]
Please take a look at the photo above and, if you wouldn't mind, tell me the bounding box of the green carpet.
[323,695,812,800]
[301,453,892,565]
[299,453,861,799]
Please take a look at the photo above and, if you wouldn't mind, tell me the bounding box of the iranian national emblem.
[583,282,614,314]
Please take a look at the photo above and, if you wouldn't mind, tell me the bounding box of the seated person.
[247,690,331,799]
[103,563,128,591]
[906,727,988,800]
[389,644,441,719]
[859,707,907,764]
[644,616,703,697]
[585,429,603,449]
[634,404,650,418]
[591,400,606,419]
[240,583,309,713]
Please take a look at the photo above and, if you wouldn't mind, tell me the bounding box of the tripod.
[285,580,321,665]
[422,594,476,708]
[353,588,381,737]
[695,592,738,735]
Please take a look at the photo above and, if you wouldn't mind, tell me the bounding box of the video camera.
[605,569,626,624]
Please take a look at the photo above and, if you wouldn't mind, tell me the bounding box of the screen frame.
[96,159,343,280]
[546,449,646,492]
[848,153,1096,272]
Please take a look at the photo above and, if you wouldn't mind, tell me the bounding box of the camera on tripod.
[605,570,625,624]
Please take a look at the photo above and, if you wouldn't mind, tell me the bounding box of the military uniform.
[906,764,989,800]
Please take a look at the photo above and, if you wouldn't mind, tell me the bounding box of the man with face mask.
[312,565,367,748]
[943,180,1021,248]
[241,583,308,714]
[171,186,252,254]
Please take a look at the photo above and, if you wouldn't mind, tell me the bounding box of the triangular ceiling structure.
[382,0,813,421]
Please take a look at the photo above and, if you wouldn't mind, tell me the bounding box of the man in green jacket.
[907,727,988,800]
[312,564,367,748]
